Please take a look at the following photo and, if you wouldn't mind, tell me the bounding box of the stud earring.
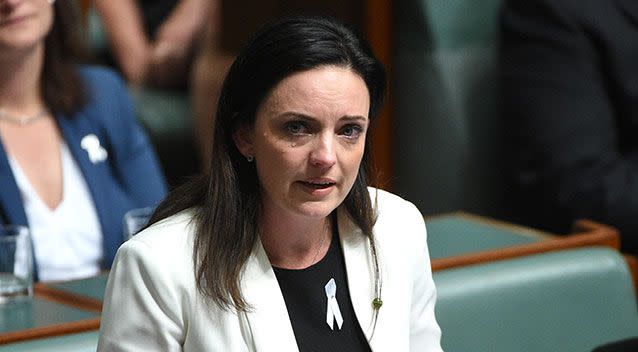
[246,155,254,162]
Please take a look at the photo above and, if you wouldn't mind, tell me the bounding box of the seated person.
[93,0,214,89]
[499,0,638,254]
[98,16,442,351]
[0,0,167,281]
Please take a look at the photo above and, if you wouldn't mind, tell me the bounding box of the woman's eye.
[284,121,309,135]
[340,124,364,139]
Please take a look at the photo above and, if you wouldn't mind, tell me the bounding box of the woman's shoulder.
[76,65,127,89]
[368,187,427,251]
[107,209,200,314]
[368,187,423,220]
[72,65,131,114]
[69,65,137,131]
[131,209,196,248]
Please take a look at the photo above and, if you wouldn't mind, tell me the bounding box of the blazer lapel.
[0,141,28,226]
[241,239,299,352]
[56,115,117,263]
[338,209,377,347]
[56,115,107,212]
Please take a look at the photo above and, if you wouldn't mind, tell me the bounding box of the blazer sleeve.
[500,0,638,250]
[98,239,183,351]
[406,202,443,351]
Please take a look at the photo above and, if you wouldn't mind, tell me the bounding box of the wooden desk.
[0,331,98,352]
[34,274,108,313]
[427,212,620,271]
[0,296,99,345]
[2,213,631,347]
[0,273,107,346]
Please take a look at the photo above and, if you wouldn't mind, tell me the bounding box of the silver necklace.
[0,108,48,126]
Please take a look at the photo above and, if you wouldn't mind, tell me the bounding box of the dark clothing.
[137,0,178,38]
[499,0,638,253]
[95,0,178,74]
[592,338,638,352]
[273,233,371,352]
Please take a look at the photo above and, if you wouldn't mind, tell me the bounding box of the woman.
[98,17,442,351]
[0,0,167,281]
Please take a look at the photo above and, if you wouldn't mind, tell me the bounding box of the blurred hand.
[146,38,191,88]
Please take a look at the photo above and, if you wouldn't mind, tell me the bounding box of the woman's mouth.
[298,179,336,190]
[1,15,30,27]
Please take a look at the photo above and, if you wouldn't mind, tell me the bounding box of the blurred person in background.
[93,0,214,89]
[0,0,167,281]
[500,0,638,254]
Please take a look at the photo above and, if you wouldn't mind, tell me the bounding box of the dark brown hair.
[150,16,386,311]
[42,0,87,115]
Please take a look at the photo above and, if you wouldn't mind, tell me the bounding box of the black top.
[137,0,178,38]
[273,232,371,352]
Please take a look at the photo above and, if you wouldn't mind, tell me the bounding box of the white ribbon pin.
[325,278,343,330]
[80,134,108,164]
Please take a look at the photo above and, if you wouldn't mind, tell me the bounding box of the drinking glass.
[123,207,154,239]
[0,225,32,303]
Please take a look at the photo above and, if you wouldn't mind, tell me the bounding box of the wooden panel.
[220,0,365,53]
[78,0,92,24]
[623,254,638,295]
[366,0,393,189]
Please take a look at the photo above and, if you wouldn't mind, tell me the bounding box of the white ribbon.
[325,278,343,330]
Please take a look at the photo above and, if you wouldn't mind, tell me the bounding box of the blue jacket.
[0,66,168,272]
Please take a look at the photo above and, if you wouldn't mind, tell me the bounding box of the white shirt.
[9,142,103,282]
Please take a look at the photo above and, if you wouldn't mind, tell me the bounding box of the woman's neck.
[259,207,334,269]
[0,44,45,112]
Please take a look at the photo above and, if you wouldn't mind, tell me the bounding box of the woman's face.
[0,0,54,52]
[236,65,370,221]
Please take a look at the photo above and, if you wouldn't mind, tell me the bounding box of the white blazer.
[97,188,443,351]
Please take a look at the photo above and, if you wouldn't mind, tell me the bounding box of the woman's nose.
[309,134,337,168]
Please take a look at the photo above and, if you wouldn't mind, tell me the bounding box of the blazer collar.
[241,239,299,352]
[337,208,377,345]
[241,207,378,351]
[56,113,117,265]
[56,113,106,206]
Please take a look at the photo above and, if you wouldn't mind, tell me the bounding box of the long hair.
[42,0,87,114]
[150,16,386,311]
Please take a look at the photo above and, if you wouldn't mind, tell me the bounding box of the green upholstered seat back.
[394,0,504,217]
[433,248,638,352]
